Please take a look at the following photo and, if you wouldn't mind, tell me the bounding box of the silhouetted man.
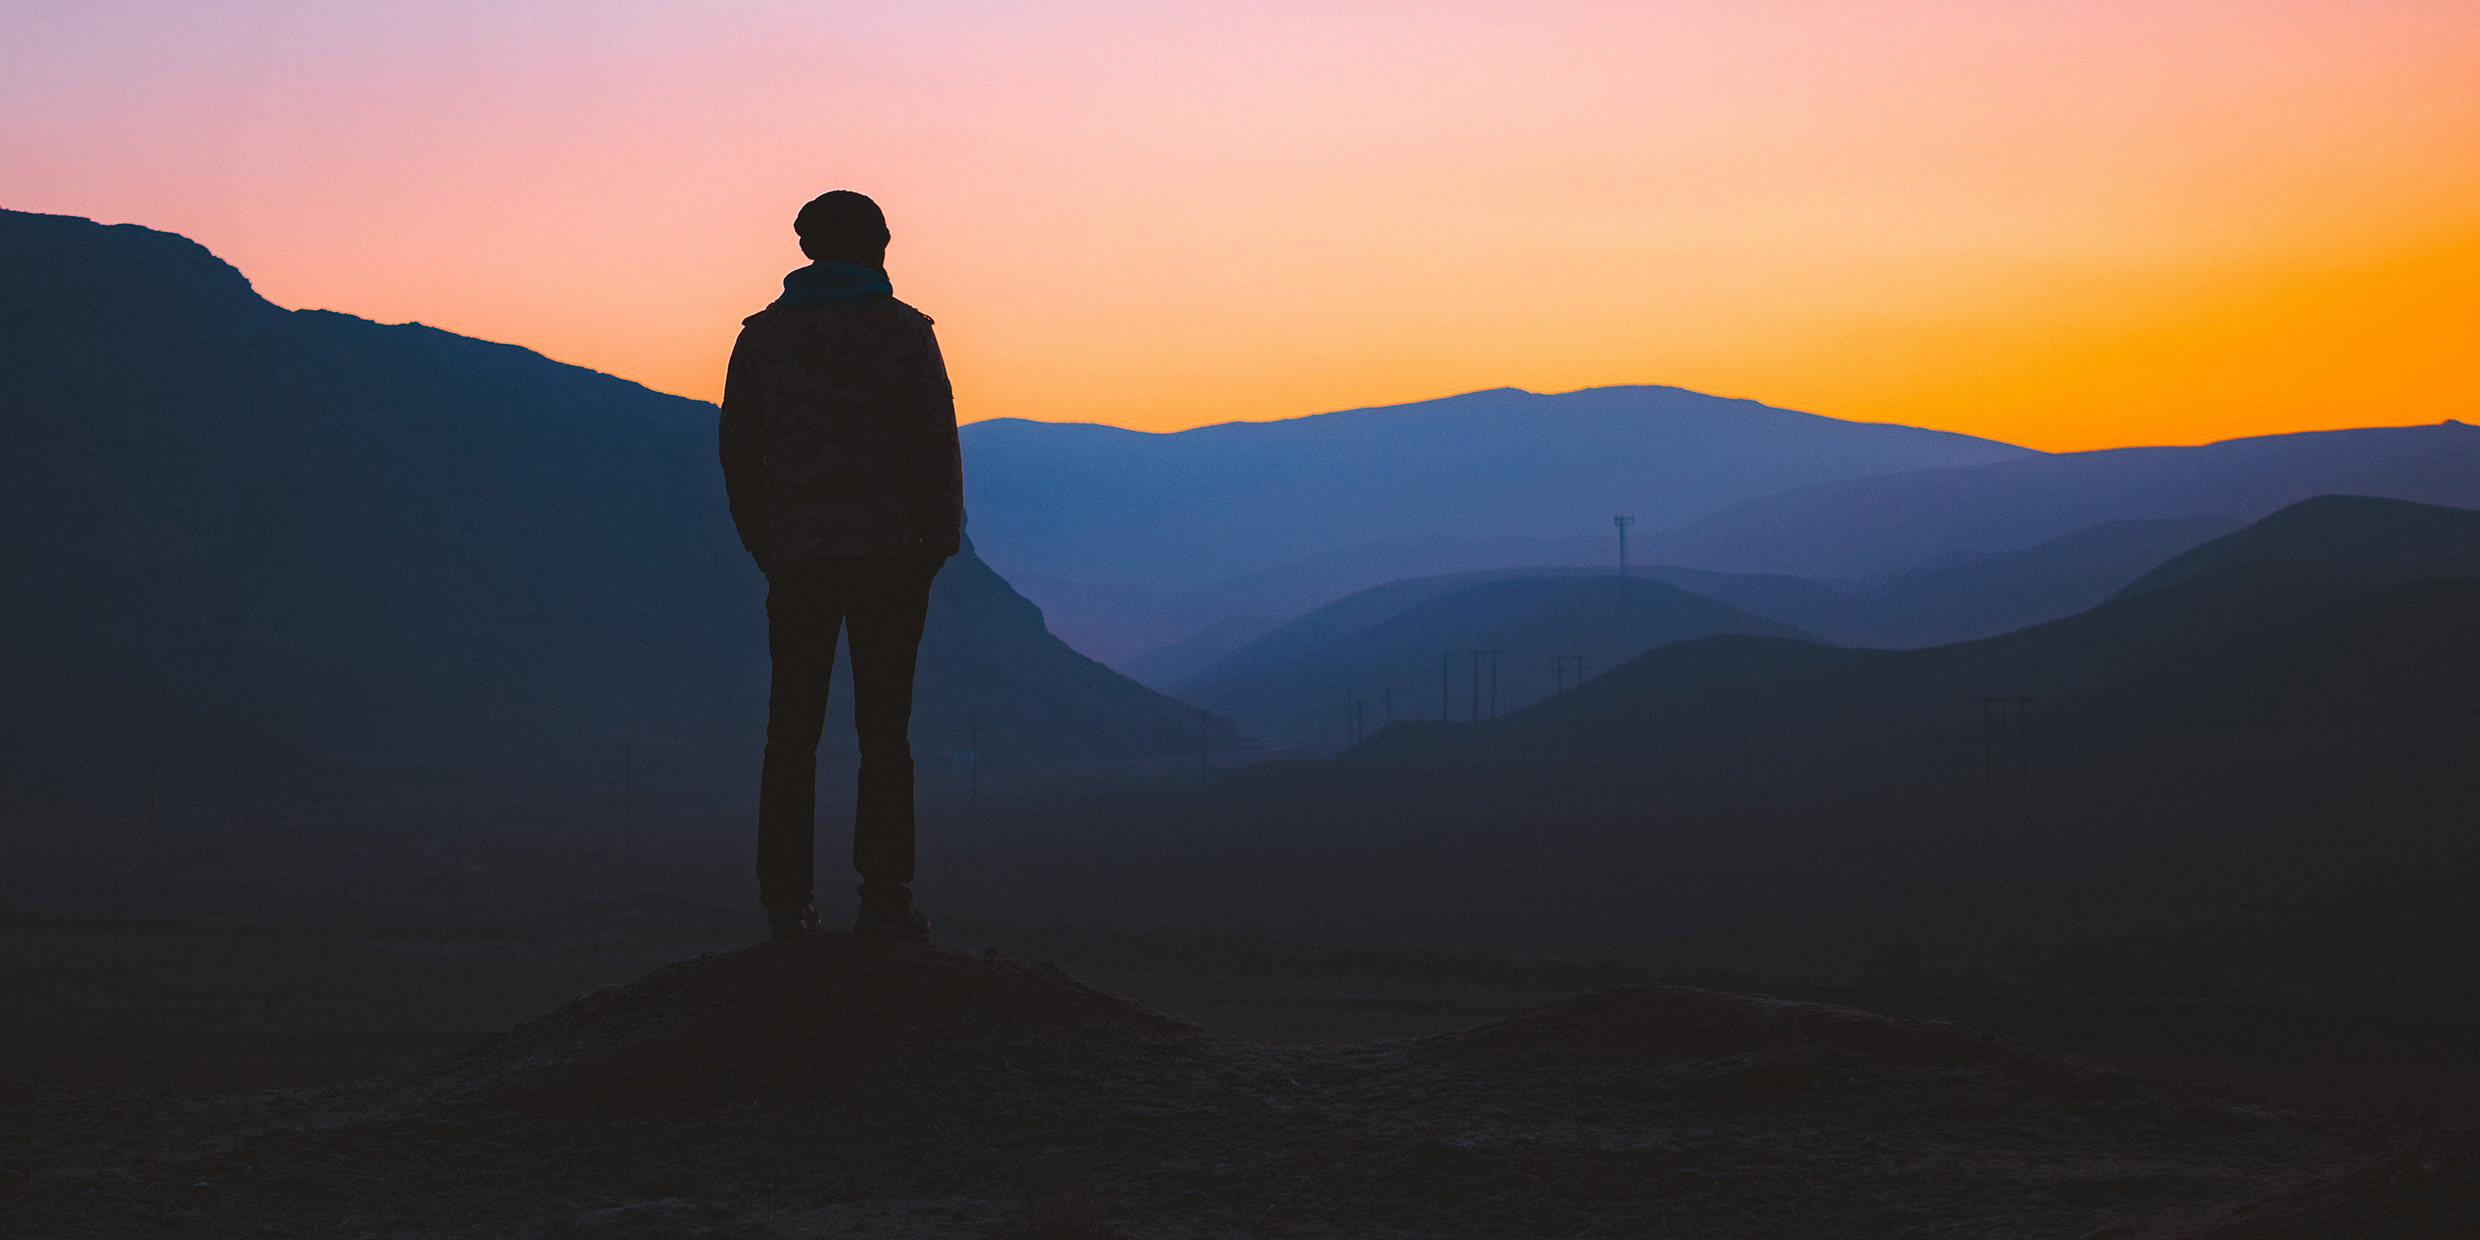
[720,190,961,943]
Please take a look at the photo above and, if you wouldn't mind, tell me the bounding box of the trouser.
[754,552,940,914]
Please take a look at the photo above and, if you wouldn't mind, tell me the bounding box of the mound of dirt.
[15,964,2390,1239]
[2176,1125,2480,1239]
[408,933,1204,1113]
[1426,984,2017,1067]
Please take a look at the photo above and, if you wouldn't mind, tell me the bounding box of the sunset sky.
[4,0,2475,451]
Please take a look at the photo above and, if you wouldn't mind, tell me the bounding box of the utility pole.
[1486,649,1501,719]
[1550,654,1586,695]
[1613,515,1636,646]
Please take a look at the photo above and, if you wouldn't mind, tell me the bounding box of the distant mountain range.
[0,209,1222,802]
[1636,426,2480,579]
[961,388,2035,662]
[971,394,2480,667]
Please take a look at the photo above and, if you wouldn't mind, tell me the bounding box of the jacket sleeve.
[717,322,772,566]
[906,317,965,558]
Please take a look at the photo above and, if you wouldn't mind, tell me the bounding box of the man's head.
[795,191,890,269]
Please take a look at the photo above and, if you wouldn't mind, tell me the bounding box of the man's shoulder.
[740,297,932,331]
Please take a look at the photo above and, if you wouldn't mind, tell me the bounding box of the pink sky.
[5,0,2476,449]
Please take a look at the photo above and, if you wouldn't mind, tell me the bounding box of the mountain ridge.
[0,208,1222,796]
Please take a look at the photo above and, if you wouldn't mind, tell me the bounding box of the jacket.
[718,261,963,567]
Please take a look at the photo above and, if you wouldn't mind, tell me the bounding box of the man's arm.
[717,322,773,567]
[905,317,964,559]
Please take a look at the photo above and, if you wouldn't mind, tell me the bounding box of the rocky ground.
[7,935,2474,1239]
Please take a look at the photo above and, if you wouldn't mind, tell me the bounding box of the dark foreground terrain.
[10,934,2475,1240]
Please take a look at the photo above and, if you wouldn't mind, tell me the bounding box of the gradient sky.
[5,0,2475,451]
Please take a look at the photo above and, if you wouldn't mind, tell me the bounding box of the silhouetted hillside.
[0,209,1224,798]
[1643,426,2480,577]
[1120,613,1282,691]
[1183,574,1816,744]
[1386,502,2475,776]
[1143,514,2233,714]
[2116,494,2480,599]
[963,387,2034,660]
[1824,515,2245,647]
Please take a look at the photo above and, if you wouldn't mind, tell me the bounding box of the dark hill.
[0,209,1224,797]
[1184,574,1817,744]
[2116,494,2480,600]
[1830,515,2244,647]
[1411,532,2480,786]
[417,934,1203,1115]
[1603,515,2242,649]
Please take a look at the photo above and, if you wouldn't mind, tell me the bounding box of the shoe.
[767,903,822,942]
[854,903,930,942]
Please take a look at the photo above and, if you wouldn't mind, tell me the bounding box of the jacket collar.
[775,260,893,309]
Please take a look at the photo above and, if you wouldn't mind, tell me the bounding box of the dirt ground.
[7,797,2480,1236]
[10,934,2475,1240]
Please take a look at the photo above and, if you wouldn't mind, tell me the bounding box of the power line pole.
[1487,649,1500,719]
[1551,654,1589,713]
[1613,515,1636,646]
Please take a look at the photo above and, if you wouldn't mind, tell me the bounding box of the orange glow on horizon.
[4,1,2475,453]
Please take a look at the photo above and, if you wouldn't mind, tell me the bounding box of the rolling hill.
[1368,495,2480,788]
[1179,573,1817,744]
